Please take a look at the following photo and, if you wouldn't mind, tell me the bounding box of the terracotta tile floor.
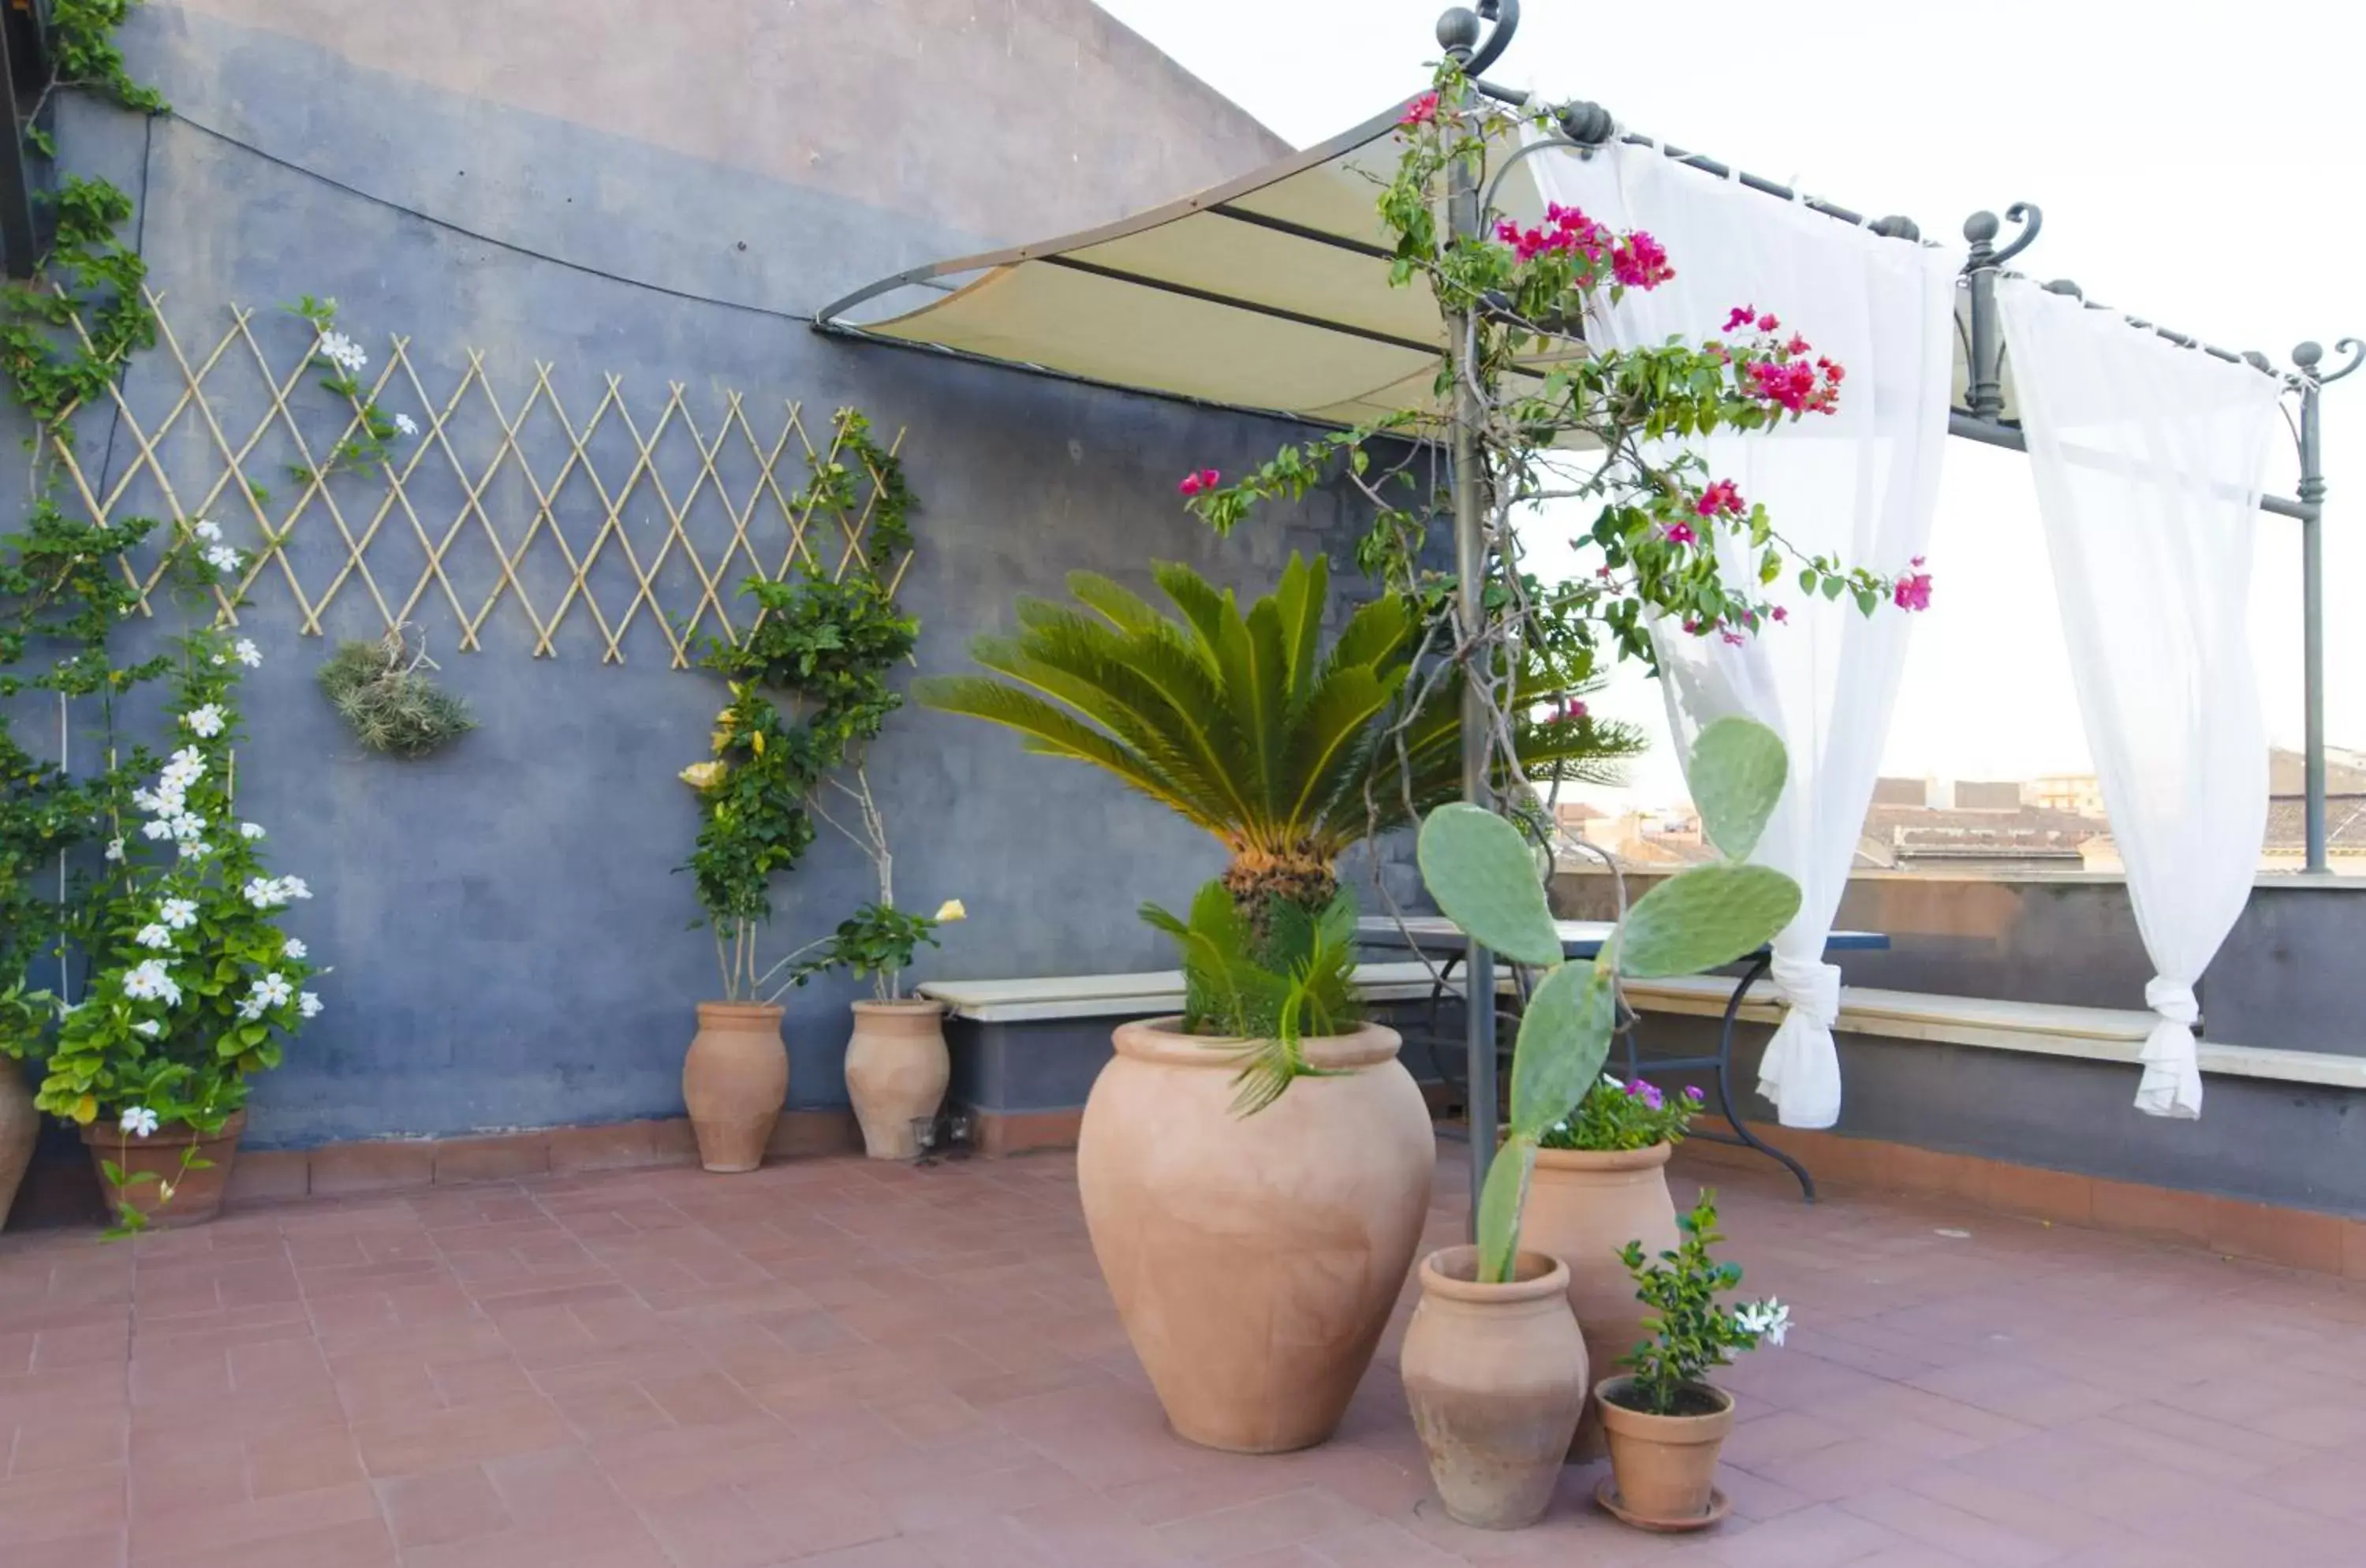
[6,1141,2365,1567]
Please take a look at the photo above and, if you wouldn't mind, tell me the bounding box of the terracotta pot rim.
[79,1108,247,1147]
[1533,1141,1674,1172]
[1111,1015,1401,1070]
[696,1000,784,1023]
[1593,1375,1736,1434]
[1418,1245,1571,1304]
[850,998,946,1017]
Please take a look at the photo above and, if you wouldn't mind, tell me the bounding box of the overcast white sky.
[1095,0,2366,801]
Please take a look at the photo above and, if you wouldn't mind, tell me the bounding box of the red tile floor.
[5,1138,2365,1566]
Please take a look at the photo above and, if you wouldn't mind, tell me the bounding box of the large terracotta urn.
[1401,1245,1588,1529]
[1,1067,39,1229]
[80,1111,246,1228]
[1077,1017,1434,1453]
[843,999,950,1159]
[1522,1142,1681,1457]
[682,1002,788,1172]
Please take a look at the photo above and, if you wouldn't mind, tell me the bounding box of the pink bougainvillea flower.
[1894,570,1934,612]
[1724,304,1757,333]
[1177,468,1221,498]
[1610,231,1674,289]
[1696,478,1745,517]
[1400,91,1440,128]
[1757,312,1780,332]
[1681,618,1700,635]
[1785,334,1812,357]
[1721,629,1747,646]
[1549,696,1590,725]
[1818,356,1845,385]
[1771,605,1789,623]
[1664,521,1697,547]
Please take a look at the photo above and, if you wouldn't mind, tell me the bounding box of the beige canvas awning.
[814,98,2006,431]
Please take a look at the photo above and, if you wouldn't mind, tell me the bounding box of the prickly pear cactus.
[1416,716,1802,1282]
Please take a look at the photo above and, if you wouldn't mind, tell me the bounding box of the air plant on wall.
[317,624,474,759]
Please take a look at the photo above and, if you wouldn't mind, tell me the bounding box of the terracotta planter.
[1594,1375,1736,1529]
[0,1066,37,1230]
[80,1111,246,1229]
[1524,1141,1680,1458]
[844,999,950,1159]
[1401,1245,1588,1529]
[1077,1016,1434,1454]
[682,1002,787,1172]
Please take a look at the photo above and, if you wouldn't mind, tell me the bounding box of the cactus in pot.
[1397,716,1799,1529]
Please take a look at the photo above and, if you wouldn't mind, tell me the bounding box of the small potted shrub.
[1405,717,1797,1529]
[780,896,966,1159]
[1529,1073,1700,1457]
[1595,1192,1789,1531]
[0,982,50,1224]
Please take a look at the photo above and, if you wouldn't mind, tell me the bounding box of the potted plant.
[677,409,926,1171]
[918,552,1629,1454]
[779,896,967,1159]
[0,982,50,1225]
[1405,717,1798,1529]
[1595,1192,1789,1531]
[1528,1072,1699,1457]
[35,628,325,1231]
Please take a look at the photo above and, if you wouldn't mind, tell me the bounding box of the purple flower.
[1684,1085,1706,1103]
[1625,1079,1665,1111]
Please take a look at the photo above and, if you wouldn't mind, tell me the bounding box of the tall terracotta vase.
[844,999,950,1159]
[1077,1017,1435,1454]
[0,1067,38,1230]
[1522,1142,1680,1457]
[1401,1245,1588,1529]
[80,1111,246,1228]
[683,1002,787,1173]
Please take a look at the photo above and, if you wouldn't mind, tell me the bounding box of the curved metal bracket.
[1991,202,2043,267]
[1466,0,1521,76]
[2319,337,2366,386]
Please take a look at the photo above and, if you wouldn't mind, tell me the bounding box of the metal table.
[1357,916,1890,1201]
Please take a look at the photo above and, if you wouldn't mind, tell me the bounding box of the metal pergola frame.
[812,0,2357,1230]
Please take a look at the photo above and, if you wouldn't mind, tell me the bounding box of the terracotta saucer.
[1592,1475,1733,1533]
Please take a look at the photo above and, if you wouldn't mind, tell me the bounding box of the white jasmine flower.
[1734,1299,1791,1348]
[282,938,308,960]
[212,655,225,666]
[233,639,262,668]
[393,413,418,437]
[243,876,282,909]
[169,814,207,842]
[122,959,180,1006]
[140,818,174,842]
[299,991,323,1019]
[235,996,264,1021]
[933,899,967,923]
[184,704,226,737]
[239,822,265,841]
[133,924,173,950]
[132,1020,162,1039]
[104,838,125,862]
[255,973,294,1008]
[166,748,205,780]
[202,544,242,574]
[119,1106,160,1137]
[131,788,160,813]
[177,840,211,861]
[318,330,368,373]
[159,898,198,930]
[192,517,223,543]
[277,876,312,902]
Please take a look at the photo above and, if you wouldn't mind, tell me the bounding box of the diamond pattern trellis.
[47,293,910,666]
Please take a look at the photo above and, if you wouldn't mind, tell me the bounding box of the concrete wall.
[17,2,1383,1148]
[1555,868,2366,1056]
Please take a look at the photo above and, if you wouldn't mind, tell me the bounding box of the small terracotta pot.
[683,1002,788,1172]
[1077,1017,1434,1454]
[1594,1375,1736,1528]
[1524,1142,1680,1458]
[844,999,950,1159]
[1,1067,39,1230]
[1401,1245,1588,1529]
[80,1111,246,1229]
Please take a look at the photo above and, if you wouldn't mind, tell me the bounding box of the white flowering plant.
[1611,1192,1790,1417]
[35,627,323,1233]
[282,295,418,483]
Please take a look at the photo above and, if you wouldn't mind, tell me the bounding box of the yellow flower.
[750,731,765,756]
[710,730,730,755]
[934,899,967,923]
[679,760,726,790]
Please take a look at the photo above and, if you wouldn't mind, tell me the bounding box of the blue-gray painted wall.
[18,2,1405,1147]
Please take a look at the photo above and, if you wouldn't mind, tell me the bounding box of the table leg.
[1711,954,1816,1204]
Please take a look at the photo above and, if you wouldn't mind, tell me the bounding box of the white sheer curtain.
[1530,141,1959,1127]
[1997,278,2281,1118]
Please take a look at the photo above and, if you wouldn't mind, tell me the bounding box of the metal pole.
[1439,5,1497,1234]
[2294,345,2329,872]
[1962,213,2005,422]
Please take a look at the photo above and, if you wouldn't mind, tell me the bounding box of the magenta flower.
[1757,312,1779,332]
[1177,469,1221,498]
[1784,334,1811,357]
[1771,605,1789,624]
[1400,91,1441,128]
[1625,1080,1666,1111]
[1696,479,1745,517]
[1664,521,1697,547]
[1610,231,1674,289]
[1684,1085,1705,1102]
[1893,570,1934,612]
[1723,304,1757,334]
[1721,629,1746,646]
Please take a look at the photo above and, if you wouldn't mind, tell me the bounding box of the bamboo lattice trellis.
[47,292,909,667]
